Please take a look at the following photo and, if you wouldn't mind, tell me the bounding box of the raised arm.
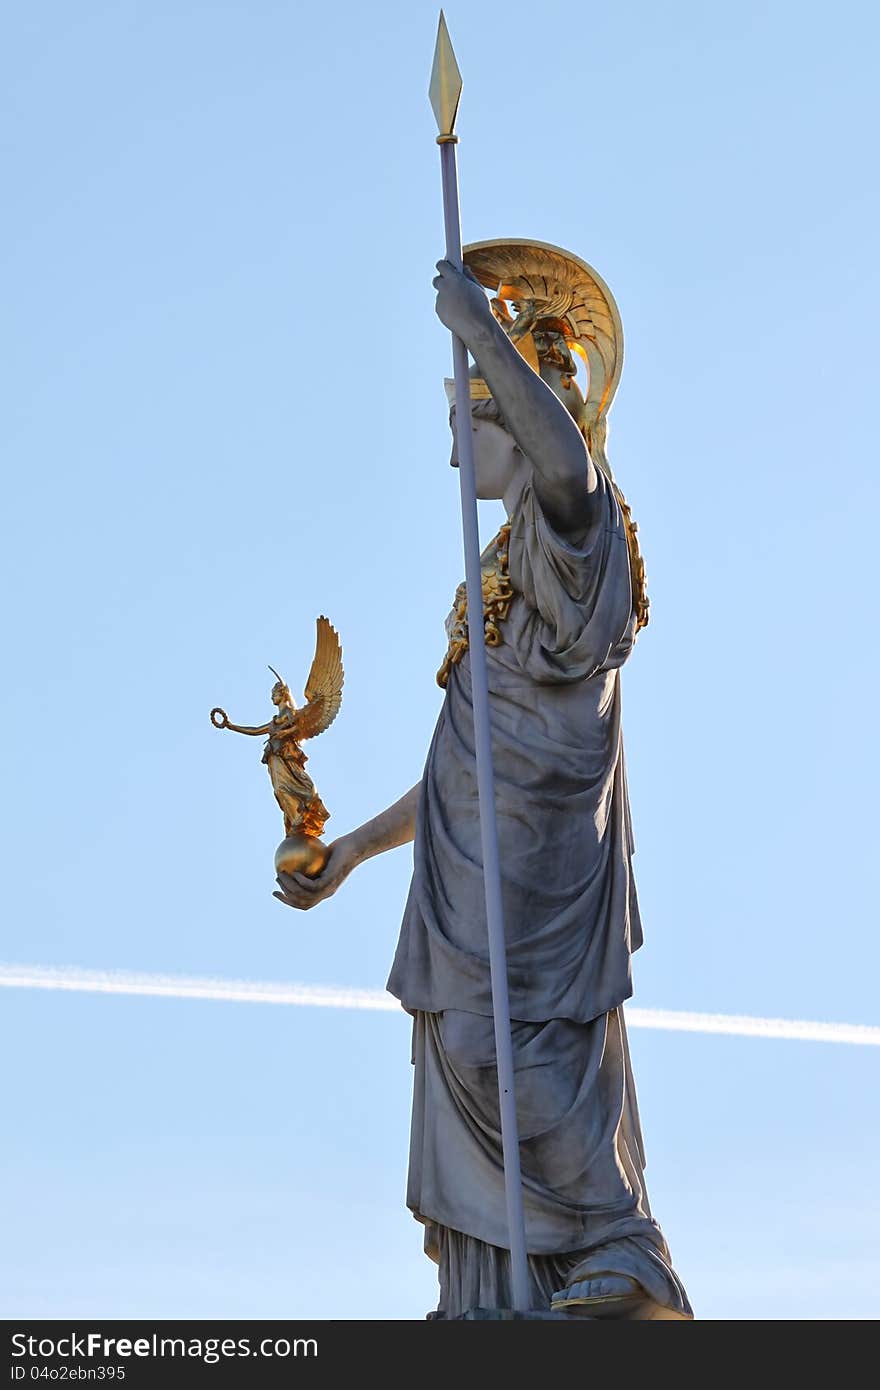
[434,260,599,532]
[273,782,420,911]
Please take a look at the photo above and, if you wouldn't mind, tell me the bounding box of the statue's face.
[450,415,522,501]
[271,683,288,707]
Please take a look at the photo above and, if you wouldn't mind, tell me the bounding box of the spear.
[429,11,530,1312]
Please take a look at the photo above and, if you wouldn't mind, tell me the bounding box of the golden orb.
[274,833,329,879]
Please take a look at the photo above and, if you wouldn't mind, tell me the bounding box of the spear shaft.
[430,13,530,1313]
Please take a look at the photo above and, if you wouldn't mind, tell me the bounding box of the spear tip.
[429,10,462,136]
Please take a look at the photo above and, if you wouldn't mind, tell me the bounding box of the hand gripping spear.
[429,12,531,1312]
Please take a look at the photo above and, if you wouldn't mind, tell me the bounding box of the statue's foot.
[550,1275,644,1319]
[551,1275,691,1320]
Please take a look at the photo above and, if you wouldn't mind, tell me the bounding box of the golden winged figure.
[211,616,344,877]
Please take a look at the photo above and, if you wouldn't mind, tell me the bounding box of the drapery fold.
[388,473,641,1024]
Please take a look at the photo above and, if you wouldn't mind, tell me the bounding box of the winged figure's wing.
[295,616,344,741]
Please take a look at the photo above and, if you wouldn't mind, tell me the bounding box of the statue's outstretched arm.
[434,260,599,532]
[345,782,420,859]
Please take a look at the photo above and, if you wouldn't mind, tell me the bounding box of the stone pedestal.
[427,1307,593,1321]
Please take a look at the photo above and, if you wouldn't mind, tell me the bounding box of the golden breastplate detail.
[437,524,513,689]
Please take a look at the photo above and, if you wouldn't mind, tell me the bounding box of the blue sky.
[1,0,878,1320]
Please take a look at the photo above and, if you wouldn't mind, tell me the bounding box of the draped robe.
[387,471,692,1319]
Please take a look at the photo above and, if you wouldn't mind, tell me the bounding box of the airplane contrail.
[0,962,877,1047]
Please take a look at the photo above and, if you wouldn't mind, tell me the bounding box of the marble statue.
[274,239,693,1321]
